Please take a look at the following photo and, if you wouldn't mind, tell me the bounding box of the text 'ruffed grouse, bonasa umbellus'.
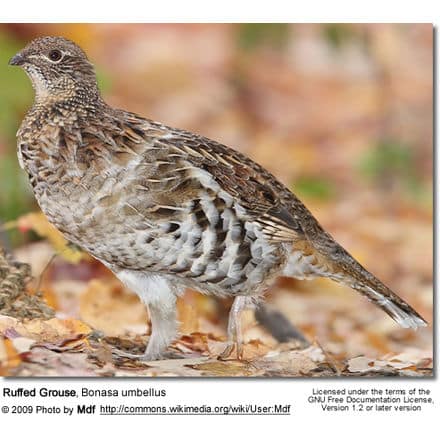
[9,36,427,360]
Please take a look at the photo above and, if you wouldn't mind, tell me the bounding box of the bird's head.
[9,36,100,105]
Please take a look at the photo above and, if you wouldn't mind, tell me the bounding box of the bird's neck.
[28,87,108,126]
[37,83,103,107]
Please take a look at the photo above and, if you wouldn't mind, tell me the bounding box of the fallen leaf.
[79,279,147,336]
[9,337,35,354]
[177,297,200,334]
[189,361,262,377]
[0,315,92,343]
[16,212,84,263]
[1,337,22,369]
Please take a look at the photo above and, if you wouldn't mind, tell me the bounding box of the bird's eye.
[48,50,63,62]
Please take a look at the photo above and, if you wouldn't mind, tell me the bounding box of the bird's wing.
[120,115,307,243]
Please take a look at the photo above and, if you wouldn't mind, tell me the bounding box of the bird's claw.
[217,342,244,361]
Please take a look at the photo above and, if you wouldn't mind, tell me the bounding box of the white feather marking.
[189,227,216,274]
[282,250,324,280]
[200,196,219,226]
[16,142,25,170]
[365,287,427,329]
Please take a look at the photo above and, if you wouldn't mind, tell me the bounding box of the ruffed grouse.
[9,36,427,360]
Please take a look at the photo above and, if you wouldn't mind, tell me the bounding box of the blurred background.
[0,24,433,365]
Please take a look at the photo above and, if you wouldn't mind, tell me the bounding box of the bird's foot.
[217,341,244,361]
[112,347,188,362]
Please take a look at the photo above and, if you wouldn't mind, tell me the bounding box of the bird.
[9,36,427,361]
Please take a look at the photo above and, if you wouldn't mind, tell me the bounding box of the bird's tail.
[333,261,427,329]
[286,224,427,329]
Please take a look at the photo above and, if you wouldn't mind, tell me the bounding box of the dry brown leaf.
[9,336,35,354]
[177,297,200,334]
[175,332,210,355]
[347,356,378,372]
[16,212,84,263]
[0,315,92,343]
[79,279,147,336]
[346,354,429,374]
[259,346,324,376]
[33,334,89,353]
[0,337,22,369]
[21,347,96,376]
[189,360,262,377]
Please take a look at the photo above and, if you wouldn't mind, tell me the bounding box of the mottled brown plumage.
[10,36,427,360]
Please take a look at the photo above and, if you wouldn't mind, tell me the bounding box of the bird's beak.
[8,52,26,66]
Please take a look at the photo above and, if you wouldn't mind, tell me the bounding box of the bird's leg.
[141,294,178,361]
[111,271,179,361]
[111,294,178,361]
[219,296,249,360]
